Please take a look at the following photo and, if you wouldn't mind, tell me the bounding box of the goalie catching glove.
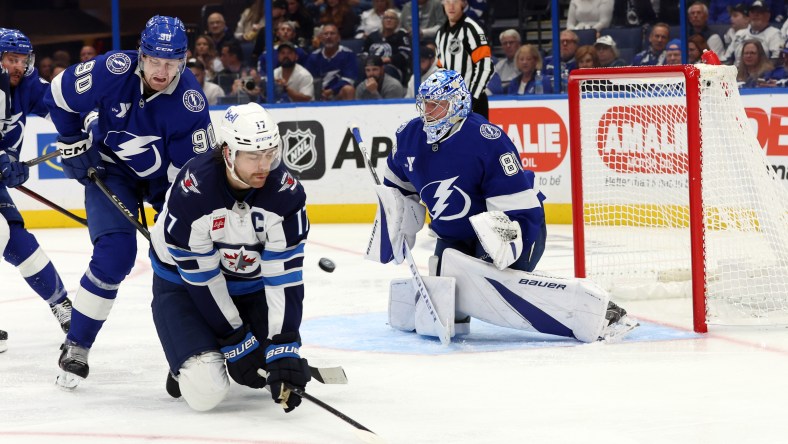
[265,332,311,413]
[365,184,426,264]
[470,211,524,270]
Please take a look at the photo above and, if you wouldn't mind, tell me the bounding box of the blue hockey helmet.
[415,69,471,143]
[0,29,35,76]
[139,15,188,61]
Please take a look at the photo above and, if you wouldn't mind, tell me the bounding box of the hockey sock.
[3,223,67,305]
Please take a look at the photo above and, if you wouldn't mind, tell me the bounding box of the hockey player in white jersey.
[149,103,311,412]
[44,16,215,388]
[366,69,637,343]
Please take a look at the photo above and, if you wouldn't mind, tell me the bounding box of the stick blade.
[354,429,389,444]
[310,365,348,384]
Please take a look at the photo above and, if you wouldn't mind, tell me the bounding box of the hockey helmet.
[139,15,188,75]
[219,103,282,182]
[415,69,471,143]
[0,29,35,77]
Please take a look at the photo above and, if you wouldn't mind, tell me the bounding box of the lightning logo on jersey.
[104,131,163,177]
[423,176,471,221]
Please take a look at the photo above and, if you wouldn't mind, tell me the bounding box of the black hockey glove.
[218,327,267,389]
[265,332,311,413]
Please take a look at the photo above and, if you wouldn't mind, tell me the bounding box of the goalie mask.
[219,103,282,187]
[138,15,188,75]
[0,29,35,77]
[416,69,471,143]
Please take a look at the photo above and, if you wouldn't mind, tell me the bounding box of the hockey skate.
[166,372,181,398]
[50,298,72,333]
[0,330,7,353]
[598,301,639,343]
[56,339,89,390]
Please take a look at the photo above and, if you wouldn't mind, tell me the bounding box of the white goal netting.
[574,64,788,326]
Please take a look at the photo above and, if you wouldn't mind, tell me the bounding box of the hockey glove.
[470,211,523,270]
[0,151,29,188]
[218,327,267,389]
[57,133,105,186]
[265,332,311,413]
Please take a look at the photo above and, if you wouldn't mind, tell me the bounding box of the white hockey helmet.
[219,103,282,183]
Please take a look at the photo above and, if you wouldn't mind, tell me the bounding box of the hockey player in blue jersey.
[149,103,310,412]
[0,29,73,342]
[366,69,637,343]
[44,16,216,389]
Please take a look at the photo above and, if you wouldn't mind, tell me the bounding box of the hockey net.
[568,64,788,332]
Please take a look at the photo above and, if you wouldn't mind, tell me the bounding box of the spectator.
[251,1,288,61]
[737,39,773,87]
[594,35,626,67]
[355,55,405,99]
[235,0,266,42]
[709,0,740,24]
[52,60,69,78]
[575,45,601,68]
[206,12,235,52]
[724,0,782,64]
[544,30,579,76]
[611,0,655,26]
[363,9,411,83]
[80,45,97,62]
[357,0,391,39]
[285,0,315,44]
[436,0,493,118]
[687,34,710,63]
[762,40,788,86]
[187,58,225,105]
[463,0,488,26]
[723,3,749,52]
[218,40,254,95]
[687,1,725,55]
[633,22,670,65]
[305,24,357,100]
[566,0,614,31]
[319,0,360,40]
[193,34,224,82]
[664,39,683,64]
[400,0,446,42]
[507,44,551,95]
[272,41,314,102]
[257,21,310,74]
[406,44,439,97]
[486,29,521,94]
[37,55,54,81]
[52,49,71,68]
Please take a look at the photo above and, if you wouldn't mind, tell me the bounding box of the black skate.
[56,340,89,390]
[166,372,181,398]
[0,329,7,353]
[50,298,72,333]
[599,301,639,342]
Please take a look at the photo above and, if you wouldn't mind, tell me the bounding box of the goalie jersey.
[44,51,213,181]
[150,151,308,338]
[385,113,546,246]
[0,68,49,159]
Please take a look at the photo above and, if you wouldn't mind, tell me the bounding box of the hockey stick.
[283,383,386,444]
[87,172,348,383]
[350,126,451,346]
[0,149,61,181]
[15,185,88,225]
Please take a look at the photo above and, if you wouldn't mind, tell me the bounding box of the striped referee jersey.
[435,14,493,99]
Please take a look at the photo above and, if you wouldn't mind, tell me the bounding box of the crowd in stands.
[32,0,788,104]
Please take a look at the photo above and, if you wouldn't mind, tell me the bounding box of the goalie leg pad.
[441,249,609,342]
[388,276,457,337]
[178,352,230,412]
[364,185,426,265]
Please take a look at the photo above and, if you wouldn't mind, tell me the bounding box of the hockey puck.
[318,257,336,273]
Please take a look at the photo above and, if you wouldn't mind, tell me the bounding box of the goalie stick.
[350,126,451,346]
[283,383,386,444]
[86,168,349,384]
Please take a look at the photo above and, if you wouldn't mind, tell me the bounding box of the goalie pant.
[391,249,611,343]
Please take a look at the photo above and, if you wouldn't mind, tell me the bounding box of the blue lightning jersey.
[0,68,49,160]
[45,51,214,180]
[150,151,309,338]
[386,113,546,248]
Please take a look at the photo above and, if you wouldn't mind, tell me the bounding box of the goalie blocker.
[389,249,637,343]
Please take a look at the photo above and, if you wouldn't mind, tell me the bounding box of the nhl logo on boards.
[106,53,132,75]
[480,124,502,140]
[183,90,206,112]
[279,121,326,180]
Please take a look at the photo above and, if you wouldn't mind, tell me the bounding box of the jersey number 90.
[74,60,96,94]
[192,123,216,154]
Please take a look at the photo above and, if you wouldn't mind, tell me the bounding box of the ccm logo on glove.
[222,333,259,362]
[265,344,300,361]
[60,144,89,158]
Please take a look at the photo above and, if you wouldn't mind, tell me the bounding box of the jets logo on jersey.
[179,169,201,194]
[282,128,317,173]
[106,53,132,75]
[104,131,163,177]
[222,248,259,273]
[278,171,298,192]
[183,90,206,112]
[480,124,501,140]
[422,176,471,221]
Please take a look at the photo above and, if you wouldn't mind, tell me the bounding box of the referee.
[435,0,494,118]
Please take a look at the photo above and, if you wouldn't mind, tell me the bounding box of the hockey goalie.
[364,69,638,344]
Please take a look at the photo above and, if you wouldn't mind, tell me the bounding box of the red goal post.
[568,64,788,333]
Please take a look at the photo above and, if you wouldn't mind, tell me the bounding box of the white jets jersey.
[150,151,309,337]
